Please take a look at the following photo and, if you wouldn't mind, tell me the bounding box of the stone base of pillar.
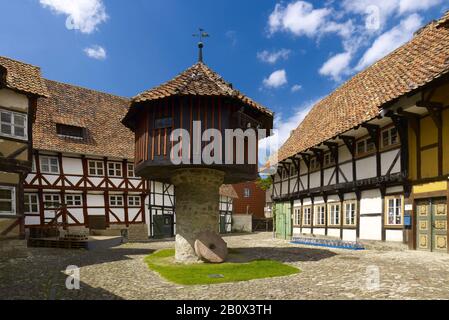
[171,168,226,264]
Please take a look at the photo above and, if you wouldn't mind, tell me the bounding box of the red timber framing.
[23,151,149,229]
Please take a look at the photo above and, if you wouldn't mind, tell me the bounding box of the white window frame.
[0,109,28,140]
[294,207,301,226]
[356,138,376,156]
[44,194,61,209]
[24,193,39,214]
[303,206,312,226]
[382,127,400,148]
[127,163,136,178]
[0,186,16,215]
[40,156,60,174]
[243,188,251,198]
[108,162,123,178]
[89,160,104,176]
[385,196,404,226]
[109,195,124,207]
[323,153,335,167]
[314,204,326,226]
[328,203,341,226]
[65,194,83,207]
[128,195,141,207]
[344,201,357,226]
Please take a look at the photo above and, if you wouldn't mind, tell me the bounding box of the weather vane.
[193,28,210,63]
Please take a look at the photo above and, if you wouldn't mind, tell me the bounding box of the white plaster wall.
[327,228,340,238]
[281,181,289,195]
[110,208,125,222]
[290,178,298,193]
[0,88,28,111]
[303,198,312,206]
[314,197,325,205]
[356,156,377,179]
[387,186,403,194]
[299,176,307,191]
[340,163,353,182]
[87,194,104,207]
[128,208,141,222]
[339,146,352,163]
[360,190,382,214]
[343,229,357,242]
[62,157,83,175]
[293,227,301,235]
[344,192,357,201]
[66,175,82,186]
[68,209,84,224]
[25,216,40,226]
[310,172,320,189]
[324,168,335,186]
[300,160,308,173]
[87,208,106,216]
[360,216,382,240]
[386,230,403,242]
[327,195,340,203]
[381,150,401,175]
[293,200,302,207]
[314,228,326,236]
[301,228,311,234]
[232,214,252,233]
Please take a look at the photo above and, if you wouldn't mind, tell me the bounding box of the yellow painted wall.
[421,148,439,178]
[408,126,417,180]
[443,108,449,175]
[420,116,438,147]
[413,181,447,194]
[0,139,28,161]
[0,171,19,184]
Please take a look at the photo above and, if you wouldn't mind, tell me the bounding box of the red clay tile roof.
[0,56,49,97]
[34,79,134,159]
[272,13,449,165]
[219,184,239,199]
[132,62,273,116]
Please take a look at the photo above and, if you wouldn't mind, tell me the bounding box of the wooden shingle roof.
[272,12,449,165]
[132,62,273,116]
[0,56,49,97]
[34,80,134,159]
[219,184,239,199]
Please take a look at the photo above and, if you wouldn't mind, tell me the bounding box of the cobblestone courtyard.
[1,232,449,300]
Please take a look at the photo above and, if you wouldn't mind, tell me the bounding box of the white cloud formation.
[84,45,107,60]
[259,99,318,168]
[268,1,332,37]
[355,14,423,71]
[319,51,353,81]
[263,70,288,88]
[40,0,108,34]
[257,49,291,64]
[291,84,302,92]
[398,0,443,14]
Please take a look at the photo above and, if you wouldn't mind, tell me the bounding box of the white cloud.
[263,70,288,88]
[355,14,423,71]
[226,30,237,47]
[268,1,332,37]
[291,84,302,92]
[257,49,291,64]
[398,0,442,14]
[84,45,107,60]
[259,99,318,168]
[319,51,353,81]
[40,0,108,34]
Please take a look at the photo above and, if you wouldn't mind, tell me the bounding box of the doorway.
[416,198,448,253]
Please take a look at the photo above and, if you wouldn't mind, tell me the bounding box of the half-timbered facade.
[268,12,449,252]
[22,79,236,239]
[0,56,48,241]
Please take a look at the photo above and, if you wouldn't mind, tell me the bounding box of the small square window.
[108,162,122,177]
[128,196,141,207]
[0,187,16,215]
[44,194,61,209]
[89,161,104,176]
[65,194,82,207]
[40,156,60,174]
[127,164,136,178]
[109,195,124,206]
[25,193,39,213]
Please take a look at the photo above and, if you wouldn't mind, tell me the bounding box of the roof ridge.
[44,79,130,101]
[0,55,42,71]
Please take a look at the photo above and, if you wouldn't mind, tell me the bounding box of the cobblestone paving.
[1,232,449,300]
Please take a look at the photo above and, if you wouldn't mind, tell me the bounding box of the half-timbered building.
[268,12,449,253]
[23,79,236,239]
[0,56,48,241]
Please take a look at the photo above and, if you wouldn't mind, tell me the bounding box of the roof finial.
[193,28,209,63]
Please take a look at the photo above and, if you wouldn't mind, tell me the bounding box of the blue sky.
[1,0,448,159]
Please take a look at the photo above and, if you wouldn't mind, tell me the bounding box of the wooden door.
[275,202,292,240]
[416,198,447,252]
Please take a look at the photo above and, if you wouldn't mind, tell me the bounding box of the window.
[89,160,104,176]
[0,109,27,140]
[314,205,326,226]
[243,188,251,198]
[44,194,61,209]
[128,196,141,207]
[108,162,122,177]
[328,203,341,226]
[40,156,59,174]
[127,164,136,178]
[109,195,124,206]
[290,165,298,177]
[323,153,335,167]
[386,196,403,226]
[281,168,289,179]
[344,201,357,226]
[65,194,82,207]
[309,158,320,171]
[356,138,376,156]
[0,186,16,215]
[25,193,39,213]
[382,127,399,148]
[56,124,84,139]
[303,206,312,226]
[294,207,302,226]
[31,156,36,173]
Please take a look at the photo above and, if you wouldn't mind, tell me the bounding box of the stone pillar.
[171,168,225,263]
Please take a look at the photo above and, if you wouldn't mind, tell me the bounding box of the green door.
[275,202,292,240]
[416,198,448,253]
